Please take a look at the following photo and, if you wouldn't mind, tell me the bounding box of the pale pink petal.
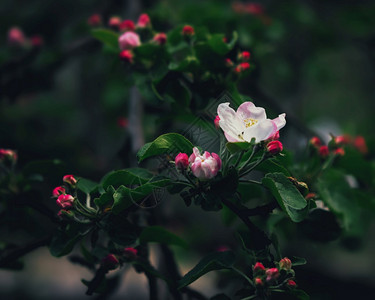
[218,103,245,142]
[272,113,286,131]
[203,151,211,159]
[237,102,267,120]
[224,132,241,143]
[211,153,222,170]
[243,119,275,143]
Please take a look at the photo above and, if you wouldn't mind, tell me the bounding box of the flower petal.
[243,119,275,143]
[272,113,286,131]
[237,102,267,120]
[218,103,245,142]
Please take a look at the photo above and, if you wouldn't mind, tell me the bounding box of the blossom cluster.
[7,27,43,48]
[52,174,77,216]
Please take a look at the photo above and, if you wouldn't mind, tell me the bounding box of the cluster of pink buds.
[7,27,43,49]
[252,258,297,290]
[0,148,18,164]
[225,51,252,74]
[52,174,77,213]
[100,247,138,272]
[175,147,222,180]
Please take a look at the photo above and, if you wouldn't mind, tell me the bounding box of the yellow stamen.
[244,118,258,128]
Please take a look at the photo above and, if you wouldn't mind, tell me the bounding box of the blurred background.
[1,0,375,299]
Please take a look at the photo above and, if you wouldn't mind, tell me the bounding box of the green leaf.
[94,185,115,208]
[101,168,153,190]
[290,256,307,266]
[49,228,83,257]
[111,178,171,214]
[226,142,253,154]
[207,33,236,55]
[262,173,308,222]
[289,289,310,300]
[137,133,194,162]
[256,159,291,176]
[139,226,188,248]
[77,177,98,194]
[178,251,235,289]
[91,29,119,50]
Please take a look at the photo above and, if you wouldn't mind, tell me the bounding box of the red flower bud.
[182,25,195,36]
[279,257,292,270]
[56,194,74,209]
[225,58,234,67]
[335,135,351,145]
[245,3,264,15]
[214,115,221,129]
[266,140,283,155]
[52,186,66,197]
[287,279,297,288]
[101,254,119,270]
[319,145,329,158]
[153,33,167,45]
[30,35,43,48]
[108,16,122,29]
[87,14,102,27]
[119,50,134,63]
[63,175,77,186]
[124,247,138,258]
[334,148,345,156]
[309,136,321,147]
[238,51,251,61]
[305,192,317,200]
[234,62,250,73]
[354,136,368,155]
[266,268,280,282]
[119,20,135,32]
[175,153,189,170]
[7,27,26,47]
[137,13,151,28]
[57,209,75,219]
[253,262,266,272]
[117,117,129,128]
[255,277,263,286]
[0,149,18,163]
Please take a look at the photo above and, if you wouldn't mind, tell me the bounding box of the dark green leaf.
[178,251,235,289]
[290,256,307,266]
[94,186,115,208]
[139,226,188,248]
[101,168,153,190]
[262,173,308,222]
[49,228,83,257]
[226,142,253,154]
[256,159,291,176]
[137,133,194,162]
[91,29,119,50]
[77,177,98,194]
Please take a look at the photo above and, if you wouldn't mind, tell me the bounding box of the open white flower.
[217,102,286,143]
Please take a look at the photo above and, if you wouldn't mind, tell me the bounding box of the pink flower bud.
[238,51,251,61]
[255,277,263,286]
[63,175,77,186]
[225,58,234,67]
[30,35,43,48]
[118,31,141,50]
[56,194,74,209]
[153,33,167,45]
[52,186,66,197]
[287,279,297,288]
[245,3,264,15]
[266,140,283,155]
[334,148,345,156]
[108,16,122,29]
[117,117,129,128]
[268,130,280,141]
[335,134,351,145]
[119,20,135,32]
[124,247,138,258]
[354,136,368,155]
[189,147,221,179]
[279,257,292,270]
[309,136,321,147]
[253,262,266,272]
[0,149,17,163]
[234,62,250,73]
[319,145,329,158]
[7,27,26,46]
[119,50,134,63]
[175,153,189,170]
[182,25,195,36]
[137,13,151,28]
[87,14,102,27]
[101,254,119,270]
[214,115,221,129]
[266,268,280,282]
[57,209,74,219]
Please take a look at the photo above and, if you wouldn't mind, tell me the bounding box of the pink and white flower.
[118,31,141,50]
[56,194,74,209]
[217,102,286,143]
[189,147,221,179]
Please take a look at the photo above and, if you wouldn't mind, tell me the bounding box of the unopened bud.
[225,58,234,67]
[266,268,279,282]
[7,27,26,47]
[234,62,250,73]
[354,136,368,155]
[119,50,134,63]
[255,277,263,286]
[137,13,151,28]
[319,145,329,158]
[52,186,66,198]
[63,175,77,187]
[287,279,297,288]
[334,148,345,156]
[238,51,251,61]
[124,247,138,258]
[214,115,220,129]
[117,117,128,128]
[57,209,75,219]
[266,140,283,155]
[30,35,43,48]
[182,25,195,36]
[119,20,135,32]
[309,136,321,147]
[279,257,292,270]
[335,135,351,145]
[153,33,167,45]
[101,254,119,270]
[253,262,266,273]
[175,153,189,170]
[56,194,74,209]
[0,149,17,163]
[87,14,102,27]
